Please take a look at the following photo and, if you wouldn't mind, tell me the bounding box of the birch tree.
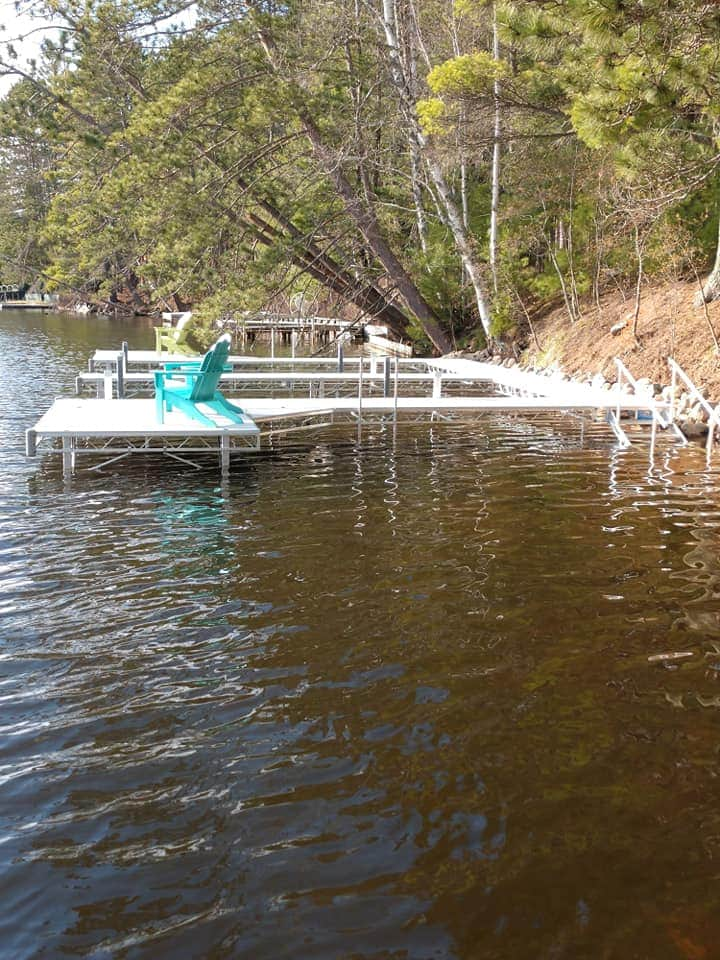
[376,0,494,340]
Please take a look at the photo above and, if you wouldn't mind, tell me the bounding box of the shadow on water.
[3,310,720,958]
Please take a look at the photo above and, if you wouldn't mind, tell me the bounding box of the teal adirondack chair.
[154,311,198,355]
[154,335,245,427]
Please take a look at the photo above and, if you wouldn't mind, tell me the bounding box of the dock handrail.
[614,358,669,427]
[614,357,681,456]
[667,357,720,460]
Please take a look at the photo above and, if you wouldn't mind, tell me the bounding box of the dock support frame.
[62,436,75,475]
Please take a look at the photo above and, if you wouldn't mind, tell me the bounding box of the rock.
[689,402,710,424]
[676,392,690,415]
[648,651,694,664]
[682,420,709,438]
[610,320,627,335]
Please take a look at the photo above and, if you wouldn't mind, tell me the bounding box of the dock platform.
[27,399,261,473]
[27,351,680,475]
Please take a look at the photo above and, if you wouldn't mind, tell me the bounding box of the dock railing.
[614,358,678,453]
[667,357,720,460]
[614,358,669,425]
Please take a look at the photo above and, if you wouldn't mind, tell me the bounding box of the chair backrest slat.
[188,337,231,402]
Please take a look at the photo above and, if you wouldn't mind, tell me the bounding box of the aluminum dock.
[26,353,674,475]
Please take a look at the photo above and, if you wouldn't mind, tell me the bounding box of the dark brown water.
[3,310,720,959]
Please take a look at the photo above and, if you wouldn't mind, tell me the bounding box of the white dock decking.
[28,353,673,474]
[27,399,261,472]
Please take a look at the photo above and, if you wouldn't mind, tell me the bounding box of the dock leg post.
[706,408,717,463]
[220,434,230,475]
[62,436,74,476]
[271,327,275,359]
[433,372,442,399]
[383,357,391,397]
[25,429,37,458]
[393,358,399,421]
[337,343,344,372]
[116,354,125,399]
[650,412,658,464]
[122,341,129,372]
[669,364,677,423]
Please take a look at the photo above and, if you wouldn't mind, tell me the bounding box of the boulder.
[681,419,709,438]
[675,392,690,415]
[688,402,710,424]
[634,376,653,396]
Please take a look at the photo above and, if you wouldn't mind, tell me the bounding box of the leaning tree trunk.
[300,114,450,352]
[256,27,451,354]
[696,213,720,305]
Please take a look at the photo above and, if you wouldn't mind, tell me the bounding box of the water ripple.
[3,312,720,957]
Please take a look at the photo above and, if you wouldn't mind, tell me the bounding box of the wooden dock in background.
[0,299,52,310]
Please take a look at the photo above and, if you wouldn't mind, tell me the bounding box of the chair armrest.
[154,369,203,389]
[162,362,232,372]
[162,361,202,371]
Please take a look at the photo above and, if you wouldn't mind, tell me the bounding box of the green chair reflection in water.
[154,334,246,427]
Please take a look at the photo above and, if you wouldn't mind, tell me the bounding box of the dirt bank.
[519,280,720,397]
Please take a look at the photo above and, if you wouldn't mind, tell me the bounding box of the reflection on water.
[2,310,720,958]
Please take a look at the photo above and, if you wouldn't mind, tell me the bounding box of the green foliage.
[416,98,448,136]
[427,52,510,97]
[2,0,720,348]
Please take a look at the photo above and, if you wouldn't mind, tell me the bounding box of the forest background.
[2,0,720,361]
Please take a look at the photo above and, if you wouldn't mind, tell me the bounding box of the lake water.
[2,309,720,959]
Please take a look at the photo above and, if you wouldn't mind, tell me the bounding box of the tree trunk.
[696,212,720,305]
[196,145,416,340]
[380,0,494,342]
[632,225,643,341]
[410,145,428,255]
[240,207,411,337]
[256,26,451,353]
[300,115,449,351]
[489,3,501,293]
